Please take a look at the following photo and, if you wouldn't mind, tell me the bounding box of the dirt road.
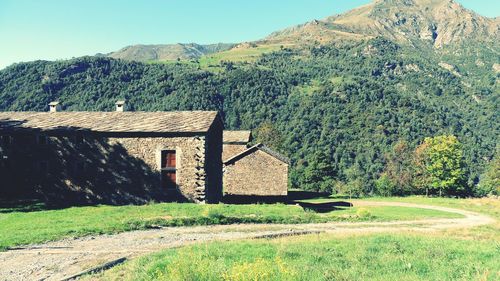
[0,201,494,281]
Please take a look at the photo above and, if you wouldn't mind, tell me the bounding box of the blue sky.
[0,0,498,69]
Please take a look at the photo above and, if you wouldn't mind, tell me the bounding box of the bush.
[356,208,372,219]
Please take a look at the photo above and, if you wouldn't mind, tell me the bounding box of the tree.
[476,151,500,196]
[414,135,468,197]
[253,121,284,152]
[413,141,431,195]
[375,173,397,197]
[345,163,367,197]
[302,151,336,192]
[381,140,415,195]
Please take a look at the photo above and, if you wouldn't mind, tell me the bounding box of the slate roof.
[223,130,252,144]
[0,111,220,134]
[223,143,289,165]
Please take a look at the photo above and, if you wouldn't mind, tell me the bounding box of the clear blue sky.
[0,0,497,69]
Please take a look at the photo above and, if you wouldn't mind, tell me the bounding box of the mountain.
[263,0,499,48]
[105,43,236,62]
[103,0,499,63]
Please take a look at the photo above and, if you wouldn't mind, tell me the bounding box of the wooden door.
[161,150,176,189]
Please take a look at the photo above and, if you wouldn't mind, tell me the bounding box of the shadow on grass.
[222,190,355,214]
[0,199,49,213]
[295,201,353,213]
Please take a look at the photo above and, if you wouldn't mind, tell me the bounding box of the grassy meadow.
[89,233,499,281]
[87,197,500,281]
[0,198,463,251]
[198,44,284,68]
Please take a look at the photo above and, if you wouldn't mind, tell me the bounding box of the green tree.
[415,135,468,197]
[382,140,415,195]
[302,151,336,192]
[345,164,367,197]
[375,173,397,197]
[476,151,500,196]
[253,121,284,152]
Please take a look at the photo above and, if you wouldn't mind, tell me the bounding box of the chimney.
[115,100,126,112]
[49,101,61,112]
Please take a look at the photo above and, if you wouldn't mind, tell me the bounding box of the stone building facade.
[223,142,289,197]
[0,108,223,205]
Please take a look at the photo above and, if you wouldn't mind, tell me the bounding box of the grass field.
[197,44,283,69]
[0,199,462,251]
[90,233,499,281]
[88,197,500,281]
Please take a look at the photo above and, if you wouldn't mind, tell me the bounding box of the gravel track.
[0,201,494,281]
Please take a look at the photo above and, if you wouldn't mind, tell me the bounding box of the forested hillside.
[1,37,498,196]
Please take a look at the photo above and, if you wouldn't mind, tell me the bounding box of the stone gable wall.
[223,149,288,196]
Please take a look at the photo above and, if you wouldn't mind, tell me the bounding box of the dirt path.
[0,201,494,281]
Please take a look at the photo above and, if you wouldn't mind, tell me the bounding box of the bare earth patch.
[0,201,494,281]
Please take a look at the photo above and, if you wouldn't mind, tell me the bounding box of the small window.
[1,136,12,146]
[37,135,48,145]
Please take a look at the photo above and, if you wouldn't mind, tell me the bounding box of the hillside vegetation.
[0,0,498,197]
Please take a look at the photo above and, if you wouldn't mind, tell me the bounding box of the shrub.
[356,208,372,219]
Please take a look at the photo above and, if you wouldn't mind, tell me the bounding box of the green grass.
[145,44,288,72]
[84,197,499,280]
[89,233,500,281]
[0,201,461,251]
[355,196,500,219]
[198,44,283,68]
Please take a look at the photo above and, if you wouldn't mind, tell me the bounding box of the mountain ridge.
[104,0,499,63]
[264,0,499,48]
[105,43,236,62]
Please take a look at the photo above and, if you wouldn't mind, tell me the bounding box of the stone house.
[223,131,289,197]
[0,102,223,205]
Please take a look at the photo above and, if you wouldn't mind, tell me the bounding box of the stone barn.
[223,132,289,198]
[0,102,223,205]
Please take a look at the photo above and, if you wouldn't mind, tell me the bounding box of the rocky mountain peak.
[265,0,499,48]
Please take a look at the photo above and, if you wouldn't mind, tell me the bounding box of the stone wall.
[0,132,221,205]
[109,135,208,203]
[205,122,224,203]
[223,149,288,196]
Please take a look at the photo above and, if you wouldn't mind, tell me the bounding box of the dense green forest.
[0,38,498,196]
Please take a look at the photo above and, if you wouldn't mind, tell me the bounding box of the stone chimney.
[49,101,61,112]
[115,100,126,112]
